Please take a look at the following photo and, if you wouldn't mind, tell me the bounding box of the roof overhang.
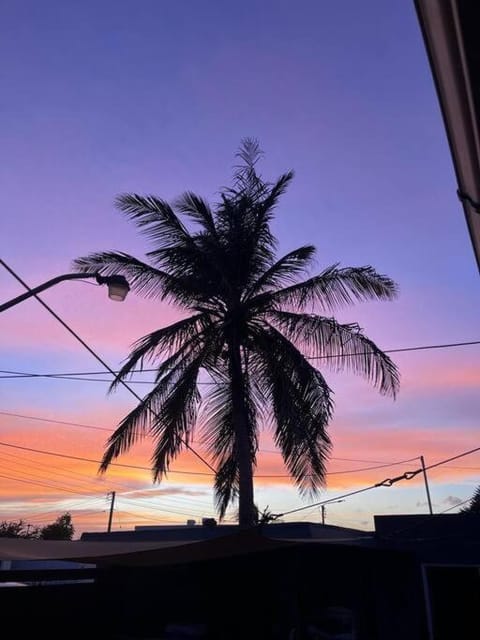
[415,0,480,272]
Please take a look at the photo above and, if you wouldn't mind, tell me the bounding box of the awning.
[0,532,294,567]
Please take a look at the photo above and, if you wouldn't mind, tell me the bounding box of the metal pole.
[0,266,98,313]
[321,505,326,525]
[107,491,116,532]
[420,456,433,514]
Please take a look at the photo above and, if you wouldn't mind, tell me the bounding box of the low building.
[1,515,479,639]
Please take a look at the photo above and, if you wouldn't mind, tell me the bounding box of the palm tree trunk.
[227,333,256,528]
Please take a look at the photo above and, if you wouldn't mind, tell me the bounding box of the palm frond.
[230,137,266,201]
[72,250,207,307]
[115,195,224,289]
[150,359,203,481]
[250,325,333,495]
[214,172,294,295]
[108,313,213,392]
[146,243,221,296]
[175,192,219,239]
[214,454,239,519]
[115,193,191,249]
[251,264,398,313]
[269,310,400,397]
[200,372,258,519]
[101,348,206,476]
[200,382,237,518]
[246,171,295,283]
[245,245,316,299]
[99,383,168,472]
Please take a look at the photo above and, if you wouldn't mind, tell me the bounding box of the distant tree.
[0,520,40,538]
[40,512,74,540]
[460,486,480,514]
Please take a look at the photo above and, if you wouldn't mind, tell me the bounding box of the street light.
[0,272,130,313]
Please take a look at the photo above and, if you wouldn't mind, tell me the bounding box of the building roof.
[0,532,292,566]
[0,526,373,567]
[415,0,480,271]
[81,520,372,543]
[374,513,480,564]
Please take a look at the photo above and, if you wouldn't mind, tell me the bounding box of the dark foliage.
[74,139,399,525]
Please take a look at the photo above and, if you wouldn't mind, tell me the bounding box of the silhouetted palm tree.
[74,139,400,527]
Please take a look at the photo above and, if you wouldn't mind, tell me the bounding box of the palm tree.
[460,486,480,513]
[73,139,400,528]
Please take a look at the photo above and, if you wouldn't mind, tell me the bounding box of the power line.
[0,440,213,476]
[0,410,113,432]
[3,497,106,524]
[114,509,175,525]
[0,439,420,480]
[441,465,480,470]
[0,410,423,466]
[253,457,420,478]
[26,503,106,524]
[0,369,215,385]
[274,445,480,519]
[440,498,470,513]
[0,259,217,474]
[0,456,107,496]
[0,454,211,515]
[423,446,480,472]
[310,339,480,359]
[1,445,216,509]
[0,472,103,497]
[275,484,380,519]
[2,338,479,383]
[0,464,214,521]
[117,496,209,519]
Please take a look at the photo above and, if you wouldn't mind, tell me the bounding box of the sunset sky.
[1,0,479,538]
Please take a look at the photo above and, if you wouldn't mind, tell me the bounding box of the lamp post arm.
[0,272,98,313]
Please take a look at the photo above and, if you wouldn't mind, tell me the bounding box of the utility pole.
[321,505,326,525]
[107,491,116,532]
[420,456,433,515]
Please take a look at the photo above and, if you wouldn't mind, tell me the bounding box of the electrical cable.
[0,439,420,479]
[273,445,480,519]
[0,411,423,467]
[1,338,479,382]
[0,259,217,474]
[0,440,213,476]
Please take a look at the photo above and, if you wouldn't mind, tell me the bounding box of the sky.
[1,0,479,538]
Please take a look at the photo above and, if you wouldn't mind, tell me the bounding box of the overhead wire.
[0,472,104,497]
[0,369,215,385]
[273,445,480,519]
[1,338,479,383]
[440,498,471,513]
[116,496,209,519]
[0,259,217,474]
[0,455,107,495]
[3,260,479,523]
[0,439,420,479]
[0,464,214,521]
[0,440,213,476]
[0,410,423,467]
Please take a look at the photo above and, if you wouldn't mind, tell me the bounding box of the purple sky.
[1,0,479,534]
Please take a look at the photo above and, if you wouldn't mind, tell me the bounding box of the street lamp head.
[0,266,131,314]
[96,274,130,301]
